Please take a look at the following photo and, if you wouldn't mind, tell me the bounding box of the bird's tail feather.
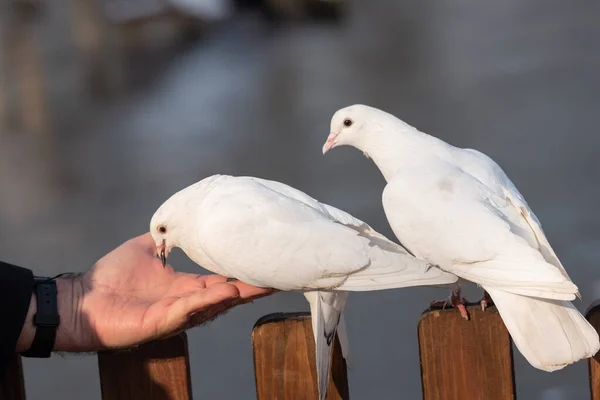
[485,287,600,371]
[336,313,352,368]
[305,291,348,400]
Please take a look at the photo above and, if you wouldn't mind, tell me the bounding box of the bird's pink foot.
[429,289,470,320]
[452,293,469,320]
[480,291,493,311]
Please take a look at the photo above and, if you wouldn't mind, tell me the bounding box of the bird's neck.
[171,220,222,274]
[362,127,450,182]
[168,175,229,275]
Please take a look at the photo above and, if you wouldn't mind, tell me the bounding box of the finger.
[172,274,229,291]
[186,298,238,328]
[189,274,273,292]
[178,283,240,317]
[176,274,277,300]
[196,275,274,298]
[228,281,276,299]
[163,284,240,333]
[128,232,158,255]
[193,274,229,287]
[130,233,179,271]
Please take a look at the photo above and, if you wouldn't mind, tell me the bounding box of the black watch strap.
[21,277,60,358]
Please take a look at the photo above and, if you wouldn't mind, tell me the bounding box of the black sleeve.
[0,261,33,380]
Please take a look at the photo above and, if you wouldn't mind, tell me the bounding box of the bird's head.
[322,104,391,156]
[150,203,175,267]
[149,176,222,267]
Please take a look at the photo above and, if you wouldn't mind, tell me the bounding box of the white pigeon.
[149,174,458,399]
[322,103,600,372]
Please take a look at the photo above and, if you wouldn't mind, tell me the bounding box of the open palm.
[74,233,273,351]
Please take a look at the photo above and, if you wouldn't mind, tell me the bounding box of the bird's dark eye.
[158,226,167,234]
[343,118,353,127]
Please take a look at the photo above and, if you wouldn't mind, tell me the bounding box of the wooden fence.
[2,304,600,400]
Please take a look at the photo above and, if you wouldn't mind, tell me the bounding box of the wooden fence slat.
[586,303,600,400]
[418,305,515,400]
[0,355,27,400]
[97,332,192,400]
[252,312,349,400]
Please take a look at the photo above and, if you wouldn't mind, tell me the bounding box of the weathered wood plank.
[418,305,515,400]
[587,302,600,399]
[252,312,349,400]
[97,332,192,400]
[0,354,27,400]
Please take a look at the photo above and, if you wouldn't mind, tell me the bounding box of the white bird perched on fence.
[149,174,458,400]
[322,103,600,372]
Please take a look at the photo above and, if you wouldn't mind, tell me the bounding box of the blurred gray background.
[1,0,600,398]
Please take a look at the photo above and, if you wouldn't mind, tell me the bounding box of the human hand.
[17,233,275,353]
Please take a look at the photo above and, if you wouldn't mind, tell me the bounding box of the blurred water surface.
[1,0,600,398]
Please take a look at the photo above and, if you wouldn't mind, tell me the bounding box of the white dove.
[149,174,458,399]
[322,103,600,372]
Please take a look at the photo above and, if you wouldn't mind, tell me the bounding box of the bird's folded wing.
[248,176,458,288]
[382,169,577,299]
[196,177,457,291]
[250,176,459,289]
[461,148,572,280]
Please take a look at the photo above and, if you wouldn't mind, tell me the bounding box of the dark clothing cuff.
[0,261,33,380]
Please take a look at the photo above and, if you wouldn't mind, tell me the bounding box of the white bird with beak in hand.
[321,103,600,373]
[149,173,458,399]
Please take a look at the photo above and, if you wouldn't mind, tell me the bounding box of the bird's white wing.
[249,176,397,239]
[243,176,459,289]
[382,162,578,300]
[304,291,348,400]
[244,176,380,229]
[459,148,571,279]
[195,176,457,291]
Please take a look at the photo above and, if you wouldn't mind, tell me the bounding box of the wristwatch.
[21,276,60,358]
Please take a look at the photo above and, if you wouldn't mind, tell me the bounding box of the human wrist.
[16,275,92,354]
[53,275,90,352]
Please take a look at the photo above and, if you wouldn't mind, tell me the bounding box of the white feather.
[158,174,458,292]
[336,312,350,365]
[485,287,599,371]
[304,291,348,400]
[150,173,459,400]
[381,164,577,298]
[328,104,600,372]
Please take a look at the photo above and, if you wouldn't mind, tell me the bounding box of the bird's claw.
[429,299,450,309]
[429,289,469,320]
[480,291,494,312]
[451,295,470,320]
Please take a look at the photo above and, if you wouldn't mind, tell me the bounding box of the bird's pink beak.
[157,240,169,267]
[322,132,338,154]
